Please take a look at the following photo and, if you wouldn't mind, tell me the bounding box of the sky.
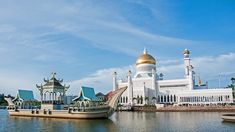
[0,0,235,99]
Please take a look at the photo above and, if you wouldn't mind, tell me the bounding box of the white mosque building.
[113,48,233,106]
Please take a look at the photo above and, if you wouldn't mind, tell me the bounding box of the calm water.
[0,110,234,132]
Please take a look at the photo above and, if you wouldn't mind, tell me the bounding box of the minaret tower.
[183,49,191,77]
[152,68,158,99]
[183,49,194,90]
[127,70,133,105]
[112,71,118,91]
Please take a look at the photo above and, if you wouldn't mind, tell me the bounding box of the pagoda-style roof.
[13,89,36,102]
[36,72,70,91]
[73,86,98,101]
[44,77,63,87]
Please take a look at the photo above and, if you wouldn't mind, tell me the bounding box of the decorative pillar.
[127,70,133,106]
[183,49,190,77]
[55,93,57,101]
[183,49,194,90]
[152,68,158,102]
[113,72,118,91]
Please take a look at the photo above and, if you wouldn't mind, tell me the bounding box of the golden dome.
[136,48,156,65]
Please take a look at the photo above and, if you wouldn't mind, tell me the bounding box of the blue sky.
[0,0,235,98]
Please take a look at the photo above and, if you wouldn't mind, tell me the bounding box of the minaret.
[183,49,194,90]
[183,49,190,77]
[112,71,117,91]
[152,68,158,99]
[127,70,133,105]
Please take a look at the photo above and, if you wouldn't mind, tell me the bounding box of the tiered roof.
[73,86,98,101]
[13,89,36,102]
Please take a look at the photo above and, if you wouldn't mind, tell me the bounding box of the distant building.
[0,94,4,105]
[228,78,235,102]
[63,95,77,105]
[96,92,106,102]
[73,86,99,109]
[114,48,233,106]
[36,72,70,110]
[106,91,113,101]
[13,89,37,109]
[0,94,4,101]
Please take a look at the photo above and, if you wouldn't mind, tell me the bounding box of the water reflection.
[1,112,116,132]
[1,110,235,132]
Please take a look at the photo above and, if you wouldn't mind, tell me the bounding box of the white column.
[55,93,57,101]
[113,72,117,91]
[152,69,158,100]
[183,49,190,77]
[52,92,54,101]
[127,70,133,106]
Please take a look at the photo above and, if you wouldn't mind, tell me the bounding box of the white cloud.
[67,65,134,95]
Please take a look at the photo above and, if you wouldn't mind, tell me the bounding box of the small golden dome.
[136,48,156,65]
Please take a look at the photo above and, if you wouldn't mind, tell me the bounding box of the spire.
[51,72,56,78]
[143,47,148,54]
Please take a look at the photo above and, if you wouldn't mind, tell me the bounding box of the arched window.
[126,96,128,103]
[174,95,176,102]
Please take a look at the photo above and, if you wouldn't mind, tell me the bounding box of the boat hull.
[8,109,110,119]
[222,113,235,123]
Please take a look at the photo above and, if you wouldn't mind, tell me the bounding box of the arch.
[174,95,176,102]
[126,96,128,104]
[44,91,50,101]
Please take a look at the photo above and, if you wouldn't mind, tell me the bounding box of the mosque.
[113,49,233,106]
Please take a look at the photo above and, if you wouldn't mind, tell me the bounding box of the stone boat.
[5,87,127,119]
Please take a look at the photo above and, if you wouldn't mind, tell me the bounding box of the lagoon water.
[0,110,234,132]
